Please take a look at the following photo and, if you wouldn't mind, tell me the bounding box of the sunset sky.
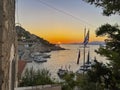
[16,0,120,44]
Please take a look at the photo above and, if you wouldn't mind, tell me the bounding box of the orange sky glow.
[16,0,119,44]
[27,26,105,44]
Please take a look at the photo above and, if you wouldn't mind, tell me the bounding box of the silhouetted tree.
[87,60,120,90]
[83,0,120,16]
[83,0,120,89]
[94,24,120,89]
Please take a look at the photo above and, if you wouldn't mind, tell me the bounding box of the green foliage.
[96,24,119,37]
[19,68,55,87]
[82,1,120,89]
[75,74,103,90]
[83,0,120,16]
[87,61,111,88]
[95,24,120,88]
[61,73,76,90]
[86,60,120,90]
[61,72,103,90]
[75,50,120,89]
[95,24,120,69]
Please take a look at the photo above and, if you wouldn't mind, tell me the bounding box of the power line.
[36,0,96,28]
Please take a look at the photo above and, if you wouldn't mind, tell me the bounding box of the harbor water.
[25,44,107,80]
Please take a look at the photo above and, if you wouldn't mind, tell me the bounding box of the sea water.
[26,44,108,80]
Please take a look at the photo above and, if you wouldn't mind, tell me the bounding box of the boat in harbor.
[57,68,73,78]
[76,29,93,73]
[57,65,73,78]
[57,69,68,77]
[34,59,47,63]
[42,54,51,58]
[30,52,51,63]
[76,52,92,74]
[31,52,51,58]
[34,56,47,63]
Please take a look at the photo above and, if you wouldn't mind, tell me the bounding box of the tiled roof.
[18,60,27,75]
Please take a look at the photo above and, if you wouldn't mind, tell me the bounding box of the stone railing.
[15,85,61,90]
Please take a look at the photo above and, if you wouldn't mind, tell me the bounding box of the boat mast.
[77,49,80,64]
[83,28,86,74]
[83,28,86,66]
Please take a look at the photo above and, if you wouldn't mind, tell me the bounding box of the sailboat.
[85,50,91,66]
[76,29,92,73]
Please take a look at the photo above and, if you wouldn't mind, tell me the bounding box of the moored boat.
[57,65,73,78]
[34,56,47,63]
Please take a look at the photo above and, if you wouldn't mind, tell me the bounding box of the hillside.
[16,26,65,52]
[89,41,105,45]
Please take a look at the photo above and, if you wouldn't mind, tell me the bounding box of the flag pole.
[83,28,86,74]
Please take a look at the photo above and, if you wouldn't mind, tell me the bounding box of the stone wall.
[15,85,62,90]
[0,0,17,90]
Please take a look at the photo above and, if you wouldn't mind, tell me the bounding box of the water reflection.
[26,44,108,80]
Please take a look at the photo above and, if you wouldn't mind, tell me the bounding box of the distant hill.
[88,41,105,45]
[64,41,105,45]
[16,26,65,52]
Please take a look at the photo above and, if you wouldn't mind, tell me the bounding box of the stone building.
[0,0,17,90]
